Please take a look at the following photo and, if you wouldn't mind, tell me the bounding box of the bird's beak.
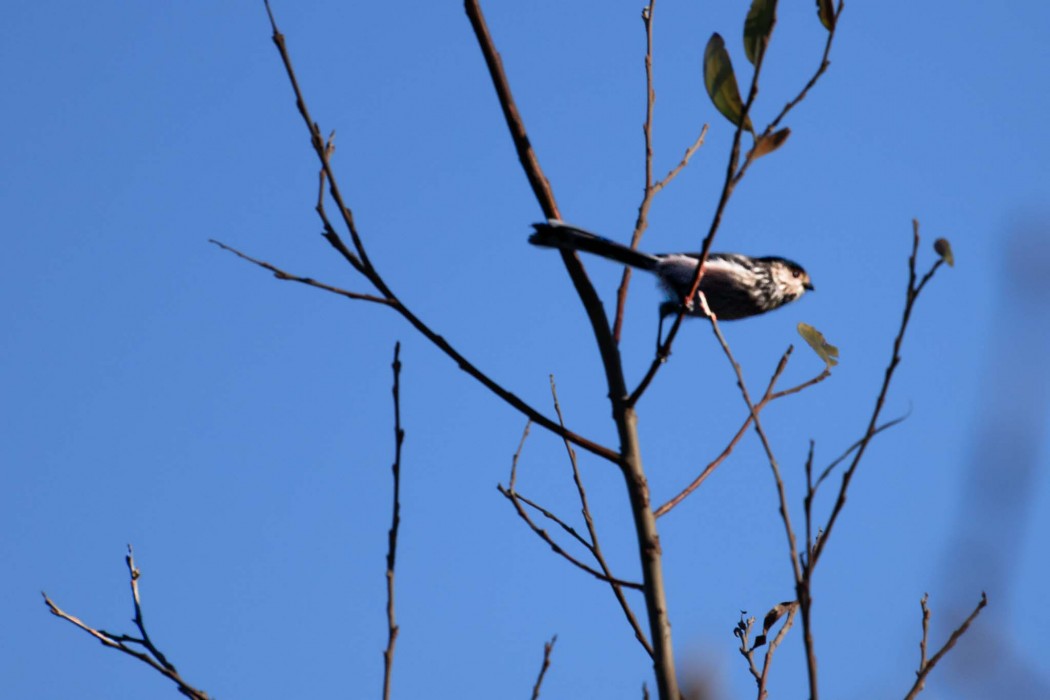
[804,278,814,291]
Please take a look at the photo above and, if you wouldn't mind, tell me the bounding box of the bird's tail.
[529,221,660,271]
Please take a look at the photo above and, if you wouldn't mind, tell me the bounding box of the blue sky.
[3,2,1048,698]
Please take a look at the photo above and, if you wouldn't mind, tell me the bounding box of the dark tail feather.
[529,221,660,271]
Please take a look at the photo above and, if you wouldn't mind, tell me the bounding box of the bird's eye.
[791,269,802,278]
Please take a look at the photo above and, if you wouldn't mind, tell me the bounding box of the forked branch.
[245,1,621,463]
[903,593,987,700]
[42,546,209,700]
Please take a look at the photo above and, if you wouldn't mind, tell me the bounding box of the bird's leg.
[695,291,717,321]
[656,301,679,353]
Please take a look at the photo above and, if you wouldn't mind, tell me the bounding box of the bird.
[529,221,813,321]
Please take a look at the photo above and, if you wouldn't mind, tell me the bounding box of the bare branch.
[804,441,817,570]
[463,1,558,219]
[734,602,799,700]
[498,486,645,590]
[256,4,624,463]
[757,602,798,699]
[702,314,817,697]
[464,2,679,695]
[263,0,371,270]
[499,425,644,591]
[708,319,803,585]
[463,0,632,431]
[209,240,392,306]
[811,221,946,568]
[812,415,908,492]
[734,614,763,686]
[764,0,846,137]
[656,347,829,517]
[652,127,709,195]
[799,220,945,700]
[43,547,210,700]
[382,343,405,700]
[903,593,988,700]
[550,378,654,656]
[212,241,617,462]
[530,635,558,700]
[512,490,596,553]
[613,0,708,342]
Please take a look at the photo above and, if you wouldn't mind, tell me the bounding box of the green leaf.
[798,322,839,368]
[934,238,955,267]
[816,0,835,31]
[703,33,753,130]
[744,0,778,65]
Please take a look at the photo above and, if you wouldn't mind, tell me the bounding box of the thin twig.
[655,347,830,517]
[655,348,795,518]
[812,415,908,491]
[43,547,210,700]
[704,312,819,698]
[496,488,643,589]
[549,378,653,656]
[757,603,798,699]
[735,614,764,686]
[613,0,707,342]
[652,128,709,195]
[615,122,708,344]
[811,222,945,568]
[734,602,800,700]
[513,490,596,553]
[919,594,931,672]
[530,635,558,700]
[212,242,616,461]
[732,0,845,192]
[382,343,405,700]
[264,1,371,271]
[903,593,988,700]
[799,220,944,700]
[508,421,531,487]
[709,319,803,585]
[209,240,392,306]
[614,0,656,346]
[498,431,643,591]
[764,1,846,137]
[804,441,816,569]
[256,3,620,463]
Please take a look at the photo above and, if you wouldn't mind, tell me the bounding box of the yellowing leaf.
[816,0,835,31]
[798,322,839,368]
[744,0,778,66]
[749,127,791,159]
[704,33,753,130]
[934,238,955,267]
